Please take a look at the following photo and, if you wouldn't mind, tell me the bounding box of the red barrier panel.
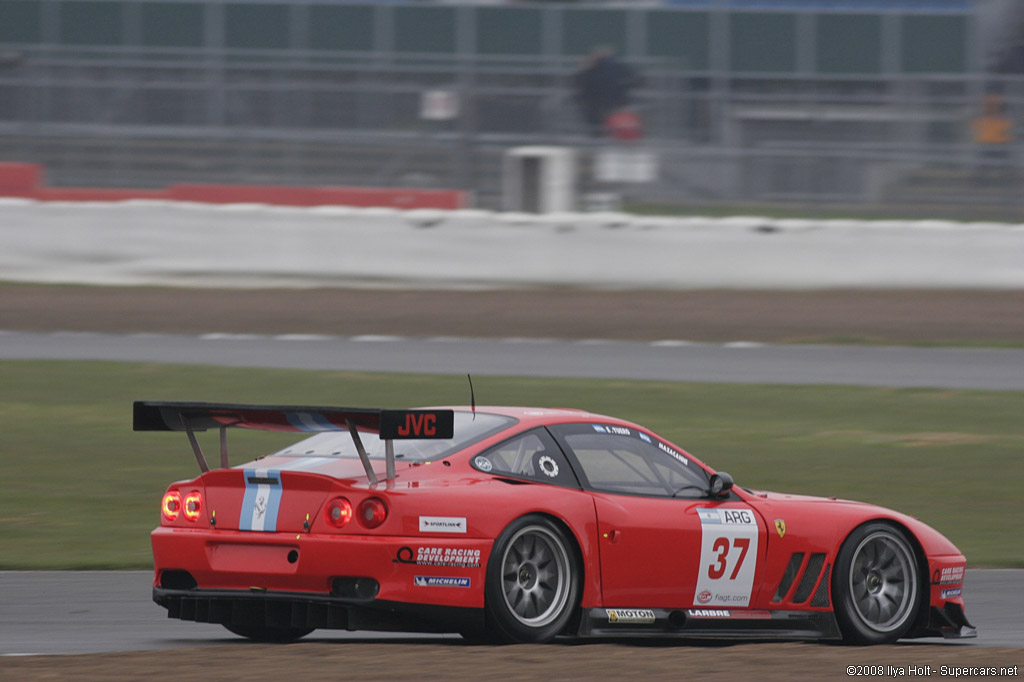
[0,162,43,193]
[168,184,466,209]
[34,188,171,202]
[0,161,467,209]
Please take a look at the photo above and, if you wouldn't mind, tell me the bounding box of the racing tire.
[832,522,923,645]
[484,515,581,644]
[222,623,314,643]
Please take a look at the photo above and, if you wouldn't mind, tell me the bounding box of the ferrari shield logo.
[774,519,786,538]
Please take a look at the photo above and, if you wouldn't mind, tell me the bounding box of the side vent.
[810,564,831,607]
[792,553,827,603]
[772,553,804,603]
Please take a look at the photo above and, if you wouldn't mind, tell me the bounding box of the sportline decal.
[693,507,759,608]
[606,609,655,624]
[419,516,467,533]
[414,576,471,588]
[240,468,282,532]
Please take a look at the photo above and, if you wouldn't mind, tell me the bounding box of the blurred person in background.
[971,93,1013,181]
[573,46,640,138]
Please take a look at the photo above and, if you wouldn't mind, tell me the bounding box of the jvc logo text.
[398,413,437,437]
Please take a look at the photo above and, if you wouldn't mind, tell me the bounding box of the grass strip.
[1,360,1020,568]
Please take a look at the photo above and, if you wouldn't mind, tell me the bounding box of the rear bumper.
[151,526,491,609]
[153,585,481,633]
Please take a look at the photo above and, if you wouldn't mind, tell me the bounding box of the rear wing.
[133,401,455,484]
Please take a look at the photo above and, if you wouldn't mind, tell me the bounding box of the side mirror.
[708,472,734,498]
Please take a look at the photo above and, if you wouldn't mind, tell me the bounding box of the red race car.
[135,401,975,645]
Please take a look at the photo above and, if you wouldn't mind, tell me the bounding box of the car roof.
[443,405,638,429]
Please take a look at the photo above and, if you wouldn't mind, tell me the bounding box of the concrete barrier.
[1,198,1021,290]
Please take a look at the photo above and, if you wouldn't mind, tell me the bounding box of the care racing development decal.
[395,546,482,567]
[419,516,467,533]
[932,565,965,585]
[693,507,759,608]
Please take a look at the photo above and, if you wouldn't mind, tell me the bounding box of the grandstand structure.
[0,0,1021,216]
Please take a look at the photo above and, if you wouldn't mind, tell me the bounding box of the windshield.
[269,411,516,462]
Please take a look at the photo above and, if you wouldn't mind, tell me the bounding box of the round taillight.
[183,491,202,522]
[325,497,353,529]
[162,491,181,522]
[358,497,388,529]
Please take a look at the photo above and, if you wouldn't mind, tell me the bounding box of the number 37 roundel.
[693,507,759,607]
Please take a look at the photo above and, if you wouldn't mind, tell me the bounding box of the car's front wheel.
[833,522,923,644]
[483,515,581,643]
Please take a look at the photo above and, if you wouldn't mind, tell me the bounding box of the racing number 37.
[707,537,750,580]
[694,507,759,607]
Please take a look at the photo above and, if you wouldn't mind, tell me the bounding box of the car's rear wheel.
[484,515,581,643]
[833,522,922,644]
[223,623,314,643]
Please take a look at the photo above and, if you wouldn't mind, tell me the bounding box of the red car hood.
[744,489,963,558]
[746,489,869,505]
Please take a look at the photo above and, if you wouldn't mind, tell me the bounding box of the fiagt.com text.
[847,665,1018,678]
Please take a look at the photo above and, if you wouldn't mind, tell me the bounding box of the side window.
[471,428,579,488]
[551,424,708,498]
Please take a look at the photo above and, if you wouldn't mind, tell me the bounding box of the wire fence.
[0,1,1021,215]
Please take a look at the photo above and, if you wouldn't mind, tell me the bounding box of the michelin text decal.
[415,576,471,588]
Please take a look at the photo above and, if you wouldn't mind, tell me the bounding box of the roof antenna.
[467,373,476,419]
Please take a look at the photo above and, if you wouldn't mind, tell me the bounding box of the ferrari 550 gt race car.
[135,400,975,645]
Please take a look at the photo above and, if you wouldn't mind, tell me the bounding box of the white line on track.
[350,335,406,343]
[0,330,920,350]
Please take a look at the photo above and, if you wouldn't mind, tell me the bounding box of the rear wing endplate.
[133,401,455,484]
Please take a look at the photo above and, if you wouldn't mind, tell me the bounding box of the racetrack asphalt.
[0,570,1020,655]
[3,330,1024,391]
